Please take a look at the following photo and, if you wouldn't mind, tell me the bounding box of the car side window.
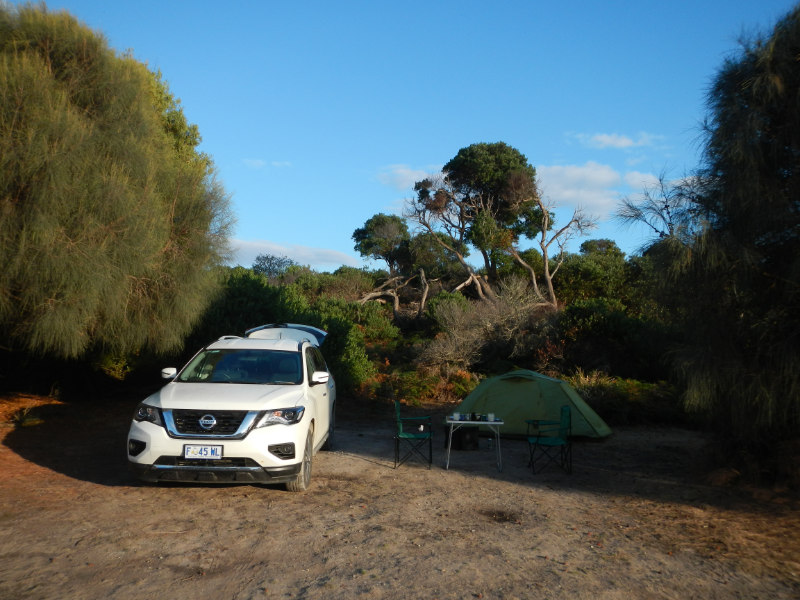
[305,347,318,381]
[312,348,329,373]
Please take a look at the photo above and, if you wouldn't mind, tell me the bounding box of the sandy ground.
[1,393,799,600]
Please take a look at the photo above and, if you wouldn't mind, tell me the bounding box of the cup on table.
[488,413,495,422]
[452,412,460,421]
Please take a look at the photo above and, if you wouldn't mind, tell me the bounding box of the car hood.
[145,382,304,411]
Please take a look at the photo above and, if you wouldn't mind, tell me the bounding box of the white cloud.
[538,162,664,222]
[590,133,636,149]
[538,161,622,216]
[624,170,660,190]
[377,164,438,191]
[228,239,360,272]
[573,131,662,150]
[242,159,293,169]
[243,158,267,169]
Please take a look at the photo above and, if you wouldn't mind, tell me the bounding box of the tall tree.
[353,215,470,319]
[0,4,233,359]
[616,172,704,251]
[443,142,539,284]
[352,213,413,318]
[352,213,410,276]
[408,174,494,299]
[407,231,467,284]
[555,239,628,305]
[645,7,800,463]
[407,142,593,305]
[252,253,298,280]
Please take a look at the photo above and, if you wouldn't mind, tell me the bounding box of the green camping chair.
[527,405,572,474]
[394,399,433,469]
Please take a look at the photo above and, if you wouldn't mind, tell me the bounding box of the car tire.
[286,427,313,492]
[321,403,335,451]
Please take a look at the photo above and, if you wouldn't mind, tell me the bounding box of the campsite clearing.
[1,392,799,599]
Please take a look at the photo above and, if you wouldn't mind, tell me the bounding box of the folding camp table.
[444,417,504,471]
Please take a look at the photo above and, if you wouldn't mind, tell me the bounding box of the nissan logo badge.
[199,414,217,430]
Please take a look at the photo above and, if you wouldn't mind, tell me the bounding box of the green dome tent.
[456,370,612,438]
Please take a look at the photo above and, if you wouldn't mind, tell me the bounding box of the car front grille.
[171,410,250,435]
[155,456,259,468]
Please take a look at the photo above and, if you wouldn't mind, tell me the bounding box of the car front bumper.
[127,418,306,484]
[129,459,301,484]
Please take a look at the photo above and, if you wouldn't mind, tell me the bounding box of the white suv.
[127,324,336,491]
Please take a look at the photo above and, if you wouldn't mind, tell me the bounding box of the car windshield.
[177,349,302,384]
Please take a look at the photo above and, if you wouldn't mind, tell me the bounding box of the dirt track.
[1,394,799,599]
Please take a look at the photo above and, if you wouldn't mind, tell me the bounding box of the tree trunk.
[453,273,495,300]
[509,248,545,302]
[416,268,429,319]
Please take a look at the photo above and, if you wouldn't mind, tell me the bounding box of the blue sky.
[28,0,798,271]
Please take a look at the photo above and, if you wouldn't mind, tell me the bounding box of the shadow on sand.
[2,393,792,516]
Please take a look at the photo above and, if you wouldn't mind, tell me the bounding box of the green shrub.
[566,369,688,426]
[278,266,381,302]
[312,296,399,344]
[311,314,375,394]
[162,267,378,395]
[394,371,440,406]
[182,267,288,351]
[559,297,675,381]
[425,291,469,326]
[388,368,479,407]
[448,369,478,399]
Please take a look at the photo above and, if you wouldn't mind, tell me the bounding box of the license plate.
[184,445,223,459]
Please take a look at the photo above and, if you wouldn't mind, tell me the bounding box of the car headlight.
[255,406,305,428]
[134,403,163,426]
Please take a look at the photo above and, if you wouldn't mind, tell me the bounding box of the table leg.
[495,426,502,471]
[445,423,455,469]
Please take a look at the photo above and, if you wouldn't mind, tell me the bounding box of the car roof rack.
[244,323,328,346]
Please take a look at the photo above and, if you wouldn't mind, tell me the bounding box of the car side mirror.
[310,371,330,385]
[161,367,177,380]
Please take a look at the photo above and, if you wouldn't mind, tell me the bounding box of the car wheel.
[321,402,335,451]
[286,427,313,492]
